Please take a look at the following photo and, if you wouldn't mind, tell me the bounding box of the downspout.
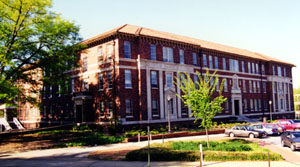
[260,61,264,120]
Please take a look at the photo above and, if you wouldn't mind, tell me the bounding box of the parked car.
[264,123,286,134]
[225,125,265,138]
[281,131,300,151]
[252,124,279,136]
[293,120,300,123]
[277,119,300,131]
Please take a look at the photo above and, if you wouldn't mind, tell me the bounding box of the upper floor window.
[224,79,228,92]
[252,63,255,74]
[125,99,133,117]
[107,44,113,59]
[278,66,282,77]
[124,41,131,58]
[257,82,260,93]
[166,73,173,88]
[256,63,259,74]
[193,52,197,66]
[222,58,226,70]
[209,55,213,68]
[49,86,52,98]
[107,71,113,89]
[83,57,87,72]
[253,81,256,93]
[263,82,267,93]
[179,49,184,64]
[83,79,89,91]
[150,44,156,60]
[163,47,174,63]
[283,67,286,77]
[71,79,74,93]
[273,82,277,93]
[249,81,253,93]
[151,71,158,88]
[229,59,239,72]
[214,56,218,69]
[241,61,245,72]
[203,54,207,67]
[125,70,132,88]
[98,74,103,90]
[98,47,103,63]
[243,80,246,92]
[193,75,198,88]
[262,64,265,75]
[248,62,251,74]
[272,65,276,75]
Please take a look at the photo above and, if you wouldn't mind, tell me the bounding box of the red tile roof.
[81,24,294,66]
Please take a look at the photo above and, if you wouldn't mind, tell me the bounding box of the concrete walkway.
[1,134,300,167]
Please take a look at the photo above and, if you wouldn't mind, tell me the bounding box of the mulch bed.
[88,146,142,160]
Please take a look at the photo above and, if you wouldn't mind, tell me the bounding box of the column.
[159,70,164,119]
[187,73,192,117]
[176,72,181,118]
[272,82,275,112]
[146,68,152,120]
[277,82,280,112]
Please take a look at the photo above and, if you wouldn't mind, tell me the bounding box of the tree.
[0,0,84,105]
[175,70,227,147]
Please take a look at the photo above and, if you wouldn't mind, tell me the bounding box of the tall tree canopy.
[0,0,83,104]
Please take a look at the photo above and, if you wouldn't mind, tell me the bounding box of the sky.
[52,0,300,88]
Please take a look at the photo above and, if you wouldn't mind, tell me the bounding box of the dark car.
[293,120,300,123]
[281,131,300,151]
[225,125,265,138]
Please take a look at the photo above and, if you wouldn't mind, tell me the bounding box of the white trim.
[146,68,152,120]
[159,70,164,119]
[119,58,137,62]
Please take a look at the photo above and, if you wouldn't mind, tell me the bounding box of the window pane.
[124,41,131,58]
[125,70,132,88]
[151,71,158,88]
[99,74,103,90]
[180,49,184,64]
[209,55,213,68]
[222,58,226,70]
[214,56,218,69]
[203,54,207,67]
[166,73,173,88]
[150,44,156,60]
[193,52,197,65]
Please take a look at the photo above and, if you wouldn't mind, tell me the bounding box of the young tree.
[0,0,84,105]
[175,70,227,147]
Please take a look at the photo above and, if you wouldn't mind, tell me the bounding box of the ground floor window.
[125,99,133,117]
[152,99,159,117]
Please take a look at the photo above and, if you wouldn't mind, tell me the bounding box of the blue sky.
[52,0,300,88]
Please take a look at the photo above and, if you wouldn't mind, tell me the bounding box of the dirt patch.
[88,146,142,160]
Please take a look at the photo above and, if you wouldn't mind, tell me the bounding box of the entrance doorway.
[76,105,82,123]
[234,100,240,115]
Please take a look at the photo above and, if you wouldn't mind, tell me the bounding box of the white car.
[252,124,279,136]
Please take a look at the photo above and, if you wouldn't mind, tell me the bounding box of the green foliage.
[0,0,84,105]
[72,124,90,131]
[126,139,283,161]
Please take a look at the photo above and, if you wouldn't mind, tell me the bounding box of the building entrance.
[234,100,240,115]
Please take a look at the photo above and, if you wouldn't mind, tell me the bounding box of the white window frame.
[163,47,174,63]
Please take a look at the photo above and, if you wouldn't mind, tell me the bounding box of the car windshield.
[265,125,273,128]
[294,120,300,123]
[292,133,300,138]
[290,120,295,124]
[246,126,254,131]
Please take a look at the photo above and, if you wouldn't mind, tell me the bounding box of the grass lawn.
[0,125,125,152]
[125,139,283,161]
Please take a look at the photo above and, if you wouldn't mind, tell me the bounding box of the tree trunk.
[205,127,210,148]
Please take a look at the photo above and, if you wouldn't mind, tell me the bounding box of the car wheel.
[281,140,285,147]
[229,133,234,137]
[249,133,255,139]
[290,144,295,151]
[263,132,267,137]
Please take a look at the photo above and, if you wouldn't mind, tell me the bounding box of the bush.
[72,124,90,131]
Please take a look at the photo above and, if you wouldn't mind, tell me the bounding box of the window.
[264,100,268,111]
[98,74,103,90]
[125,99,133,117]
[49,86,52,98]
[257,82,260,93]
[71,79,74,93]
[241,61,245,72]
[229,59,239,72]
[258,99,262,111]
[214,56,218,69]
[248,62,251,73]
[278,66,282,77]
[253,81,256,93]
[275,98,278,110]
[152,99,159,117]
[166,73,173,88]
[99,101,105,117]
[125,70,132,88]
[83,57,87,72]
[83,79,89,91]
[225,100,229,113]
[150,44,156,60]
[256,63,259,74]
[250,99,254,111]
[98,47,103,63]
[58,85,61,97]
[151,71,158,88]
[203,54,207,67]
[193,52,197,66]
[107,71,112,89]
[249,81,252,93]
[252,63,255,74]
[107,44,113,59]
[272,65,276,75]
[179,49,184,64]
[222,58,226,70]
[263,82,266,93]
[168,99,174,114]
[108,101,113,117]
[262,64,265,75]
[243,80,246,92]
[209,55,213,68]
[193,75,198,88]
[224,79,228,92]
[243,99,248,112]
[283,67,286,77]
[273,82,277,93]
[124,41,131,58]
[163,47,174,63]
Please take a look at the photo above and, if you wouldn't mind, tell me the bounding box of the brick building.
[41,24,295,127]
